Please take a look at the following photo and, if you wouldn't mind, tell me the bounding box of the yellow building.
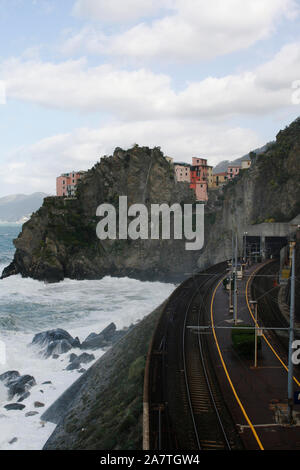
[241,159,251,170]
[212,172,228,188]
[207,166,213,187]
[165,156,174,165]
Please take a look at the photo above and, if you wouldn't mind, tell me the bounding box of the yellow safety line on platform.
[211,280,264,451]
[246,265,300,388]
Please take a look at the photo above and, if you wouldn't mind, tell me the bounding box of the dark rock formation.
[7,375,36,400]
[0,371,20,384]
[17,392,30,402]
[9,437,18,444]
[31,329,81,358]
[80,323,117,350]
[45,339,73,358]
[25,411,39,417]
[69,354,78,363]
[66,353,95,371]
[0,372,36,400]
[5,403,26,411]
[34,402,45,408]
[1,146,196,283]
[32,329,79,349]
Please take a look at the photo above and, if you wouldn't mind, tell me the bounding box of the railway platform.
[209,262,300,450]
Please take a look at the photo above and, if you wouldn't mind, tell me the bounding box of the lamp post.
[234,233,238,325]
[244,231,248,263]
[250,300,258,368]
[287,241,296,424]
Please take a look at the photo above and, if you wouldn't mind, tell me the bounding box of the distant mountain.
[0,192,48,223]
[212,142,274,174]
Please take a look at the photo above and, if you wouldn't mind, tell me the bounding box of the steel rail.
[182,267,232,450]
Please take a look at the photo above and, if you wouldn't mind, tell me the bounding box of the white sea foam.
[0,271,175,450]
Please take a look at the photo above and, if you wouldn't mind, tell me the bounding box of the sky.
[0,0,300,196]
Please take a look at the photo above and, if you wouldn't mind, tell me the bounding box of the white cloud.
[2,42,300,119]
[72,0,174,23]
[66,0,299,62]
[177,42,300,117]
[1,58,175,118]
[0,120,261,195]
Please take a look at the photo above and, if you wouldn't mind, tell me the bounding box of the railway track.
[251,261,289,350]
[146,263,242,450]
[248,260,300,381]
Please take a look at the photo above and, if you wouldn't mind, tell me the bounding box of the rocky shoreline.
[0,322,133,418]
[41,302,165,450]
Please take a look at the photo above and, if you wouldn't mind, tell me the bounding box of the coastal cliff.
[2,146,196,283]
[197,117,300,269]
[2,118,300,283]
[12,118,300,451]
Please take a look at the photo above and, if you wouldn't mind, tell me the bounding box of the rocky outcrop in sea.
[1,146,196,283]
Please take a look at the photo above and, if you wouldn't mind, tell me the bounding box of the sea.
[0,224,175,450]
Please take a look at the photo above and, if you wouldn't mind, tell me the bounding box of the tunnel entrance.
[245,236,261,261]
[245,235,288,261]
[265,236,288,258]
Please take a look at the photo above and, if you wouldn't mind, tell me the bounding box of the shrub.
[232,324,261,358]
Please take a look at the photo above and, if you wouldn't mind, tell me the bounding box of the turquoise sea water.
[0,224,20,266]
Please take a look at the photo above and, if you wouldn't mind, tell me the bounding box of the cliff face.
[2,146,196,283]
[2,119,300,283]
[198,118,300,269]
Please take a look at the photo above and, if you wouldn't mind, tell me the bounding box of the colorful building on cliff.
[227,165,240,180]
[174,162,191,182]
[212,172,228,188]
[189,157,213,202]
[174,157,213,201]
[241,158,251,170]
[56,171,86,197]
[174,153,252,196]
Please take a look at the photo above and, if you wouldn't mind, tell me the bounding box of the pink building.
[174,163,191,182]
[190,158,212,202]
[174,157,212,201]
[227,165,240,180]
[56,171,86,197]
[192,157,208,167]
